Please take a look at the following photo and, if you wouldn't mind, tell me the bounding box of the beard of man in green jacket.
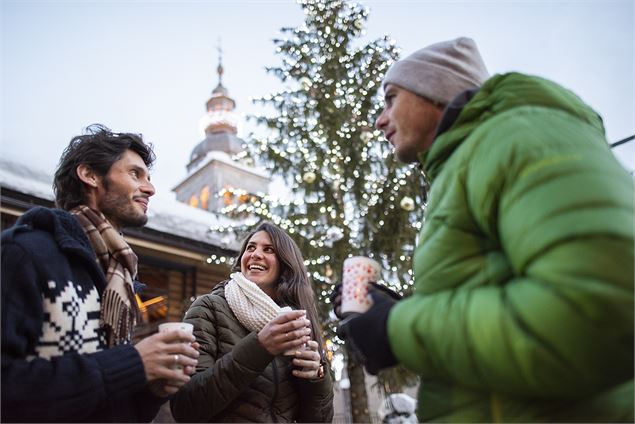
[335,37,634,423]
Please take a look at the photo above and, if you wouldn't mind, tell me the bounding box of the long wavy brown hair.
[231,222,325,357]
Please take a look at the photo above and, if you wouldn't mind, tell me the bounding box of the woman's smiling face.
[240,230,281,296]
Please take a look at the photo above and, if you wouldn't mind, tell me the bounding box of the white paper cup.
[278,307,305,356]
[158,322,193,334]
[158,322,193,369]
[341,256,381,315]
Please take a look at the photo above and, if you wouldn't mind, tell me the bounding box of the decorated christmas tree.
[214,0,423,420]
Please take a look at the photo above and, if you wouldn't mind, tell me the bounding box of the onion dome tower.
[173,45,269,213]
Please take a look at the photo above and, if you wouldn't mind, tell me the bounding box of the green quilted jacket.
[387,73,634,422]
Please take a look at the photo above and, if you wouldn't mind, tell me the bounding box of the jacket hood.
[420,72,606,180]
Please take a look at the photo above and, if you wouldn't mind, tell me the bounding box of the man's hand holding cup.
[135,322,199,397]
[331,256,402,375]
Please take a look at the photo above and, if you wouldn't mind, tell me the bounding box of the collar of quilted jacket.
[419,72,606,181]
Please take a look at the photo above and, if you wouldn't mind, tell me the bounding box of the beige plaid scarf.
[71,205,139,346]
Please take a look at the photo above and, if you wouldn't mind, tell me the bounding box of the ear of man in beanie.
[383,37,489,106]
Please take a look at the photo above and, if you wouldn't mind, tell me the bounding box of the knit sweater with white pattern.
[1,207,164,422]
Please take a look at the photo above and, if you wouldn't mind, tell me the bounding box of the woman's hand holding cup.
[291,340,323,380]
[258,309,311,356]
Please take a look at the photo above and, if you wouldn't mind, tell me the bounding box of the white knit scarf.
[225,272,284,332]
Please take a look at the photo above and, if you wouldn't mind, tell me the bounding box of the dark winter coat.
[170,281,334,423]
[1,207,164,422]
[387,73,634,422]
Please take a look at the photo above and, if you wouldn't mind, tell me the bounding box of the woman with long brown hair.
[171,222,334,423]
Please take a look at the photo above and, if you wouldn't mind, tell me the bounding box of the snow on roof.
[186,150,270,180]
[0,158,241,250]
[146,192,241,250]
[0,158,55,201]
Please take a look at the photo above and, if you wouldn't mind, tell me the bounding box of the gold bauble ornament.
[303,171,317,183]
[325,264,333,277]
[400,196,415,211]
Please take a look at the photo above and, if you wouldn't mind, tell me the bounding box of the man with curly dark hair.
[2,124,199,422]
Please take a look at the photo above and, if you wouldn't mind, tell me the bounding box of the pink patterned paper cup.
[341,256,381,315]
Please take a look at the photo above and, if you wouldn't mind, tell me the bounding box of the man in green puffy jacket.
[336,37,634,422]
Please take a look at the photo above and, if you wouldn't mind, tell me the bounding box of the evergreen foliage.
[217,0,422,394]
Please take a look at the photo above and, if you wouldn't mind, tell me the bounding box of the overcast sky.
[2,0,633,197]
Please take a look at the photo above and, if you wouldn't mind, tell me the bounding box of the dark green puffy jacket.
[387,73,634,422]
[170,281,334,422]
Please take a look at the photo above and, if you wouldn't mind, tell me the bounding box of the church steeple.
[204,43,237,135]
[216,44,225,86]
[217,44,223,83]
[187,42,243,170]
[173,40,271,215]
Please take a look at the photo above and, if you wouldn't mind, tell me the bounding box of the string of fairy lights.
[203,0,424,300]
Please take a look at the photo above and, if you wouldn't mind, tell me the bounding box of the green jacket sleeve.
[388,108,634,398]
[170,295,274,422]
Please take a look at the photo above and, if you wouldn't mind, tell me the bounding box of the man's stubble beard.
[98,177,148,230]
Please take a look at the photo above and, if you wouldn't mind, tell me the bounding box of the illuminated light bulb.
[360,130,372,143]
[300,76,312,90]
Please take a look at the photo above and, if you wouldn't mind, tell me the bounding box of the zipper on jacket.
[269,357,279,423]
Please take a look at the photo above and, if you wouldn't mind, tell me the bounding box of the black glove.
[328,282,344,317]
[337,289,399,375]
[330,282,401,319]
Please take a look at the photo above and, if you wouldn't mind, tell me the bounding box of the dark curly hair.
[53,124,155,211]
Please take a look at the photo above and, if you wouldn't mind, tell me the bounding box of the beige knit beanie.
[383,37,489,106]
